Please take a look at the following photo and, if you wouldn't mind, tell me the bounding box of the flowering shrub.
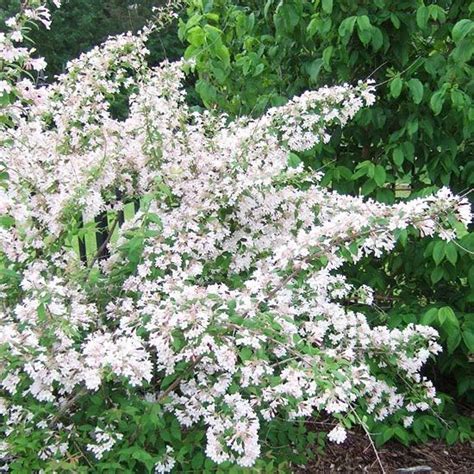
[0,1,61,115]
[0,3,472,472]
[180,0,474,421]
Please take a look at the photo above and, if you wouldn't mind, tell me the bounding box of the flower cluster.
[0,6,472,470]
[86,426,124,460]
[0,1,61,127]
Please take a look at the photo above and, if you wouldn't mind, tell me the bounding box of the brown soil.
[300,430,474,473]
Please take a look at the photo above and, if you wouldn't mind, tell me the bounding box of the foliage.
[179,0,474,411]
[1,3,472,471]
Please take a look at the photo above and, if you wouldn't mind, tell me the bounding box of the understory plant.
[0,2,472,472]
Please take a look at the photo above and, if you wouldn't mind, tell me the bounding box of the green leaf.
[288,152,302,168]
[390,14,400,29]
[452,19,474,44]
[352,161,372,180]
[450,89,465,109]
[421,308,438,326]
[274,3,301,33]
[390,76,403,98]
[431,266,444,284]
[438,306,455,325]
[322,0,333,15]
[394,426,410,446]
[214,44,230,67]
[187,26,205,47]
[357,27,372,46]
[430,90,445,115]
[205,12,219,22]
[408,78,424,104]
[195,79,217,106]
[376,188,394,204]
[446,429,458,445]
[132,449,154,467]
[204,24,223,41]
[406,117,418,136]
[322,46,334,69]
[447,330,461,354]
[444,307,460,329]
[380,427,394,444]
[445,243,457,265]
[428,5,445,22]
[416,6,429,29]
[463,330,474,352]
[338,16,356,39]
[356,15,372,45]
[451,39,474,63]
[357,15,371,32]
[374,165,386,186]
[370,27,383,51]
[393,147,404,166]
[171,420,181,440]
[0,216,14,228]
[306,58,323,83]
[239,347,253,361]
[0,93,12,107]
[432,240,445,265]
[361,179,376,195]
[306,17,320,38]
[412,418,427,441]
[401,141,415,162]
[192,452,205,470]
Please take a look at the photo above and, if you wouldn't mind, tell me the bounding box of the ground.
[302,430,474,473]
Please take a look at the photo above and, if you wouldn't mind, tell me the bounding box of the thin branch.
[88,218,118,268]
[157,355,204,403]
[374,56,423,89]
[53,388,87,424]
[459,187,473,199]
[365,61,388,81]
[451,239,474,255]
[352,409,387,474]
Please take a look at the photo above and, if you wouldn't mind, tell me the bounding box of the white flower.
[328,425,347,444]
[403,416,414,427]
[86,427,123,460]
[154,446,175,473]
[0,80,12,94]
[28,57,47,71]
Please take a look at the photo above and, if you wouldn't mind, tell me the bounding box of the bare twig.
[157,355,204,403]
[365,61,388,81]
[352,409,387,474]
[374,56,423,89]
[88,218,118,268]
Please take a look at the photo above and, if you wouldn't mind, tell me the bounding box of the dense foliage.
[178,0,474,428]
[1,2,472,471]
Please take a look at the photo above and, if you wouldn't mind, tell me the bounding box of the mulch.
[300,430,474,473]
